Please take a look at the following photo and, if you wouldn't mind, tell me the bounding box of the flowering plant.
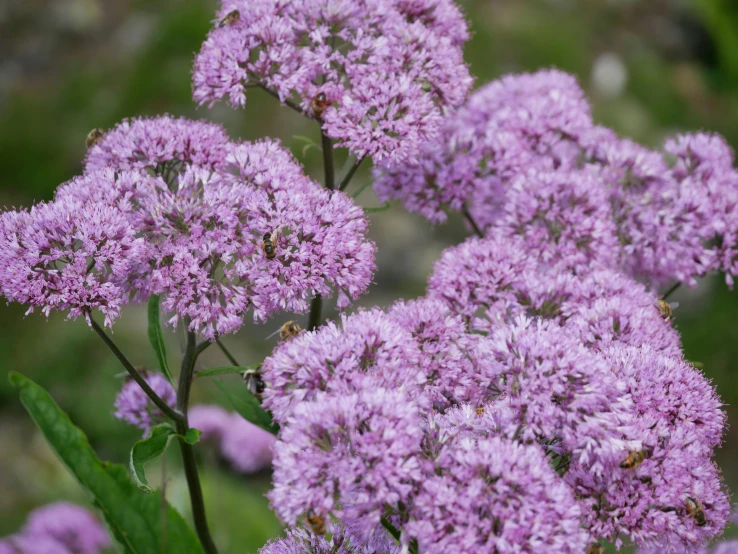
[2,1,738,553]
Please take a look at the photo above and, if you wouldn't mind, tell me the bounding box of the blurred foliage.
[1,0,738,551]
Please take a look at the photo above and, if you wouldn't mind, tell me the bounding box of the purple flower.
[0,536,73,554]
[57,128,376,339]
[374,69,593,223]
[84,115,231,178]
[21,502,111,554]
[428,233,683,358]
[113,372,176,433]
[387,297,491,409]
[494,168,620,268]
[262,308,425,422]
[0,502,110,554]
[189,405,276,473]
[193,0,472,164]
[0,170,148,327]
[406,436,590,553]
[269,388,424,529]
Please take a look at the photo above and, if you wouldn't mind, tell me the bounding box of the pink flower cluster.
[260,268,728,551]
[0,117,376,338]
[0,502,110,554]
[193,0,473,164]
[375,69,738,288]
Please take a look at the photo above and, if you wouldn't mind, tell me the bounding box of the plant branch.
[307,295,323,331]
[662,282,681,300]
[88,316,182,423]
[215,338,240,366]
[176,328,218,554]
[321,131,335,190]
[462,205,484,238]
[257,84,305,117]
[338,156,365,192]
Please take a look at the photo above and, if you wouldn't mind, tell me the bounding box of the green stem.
[662,281,681,300]
[177,329,218,554]
[338,156,365,192]
[257,84,305,117]
[321,131,335,190]
[88,316,182,423]
[462,205,484,238]
[215,338,240,366]
[307,295,323,331]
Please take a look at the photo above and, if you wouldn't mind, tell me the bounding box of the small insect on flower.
[685,496,707,527]
[262,230,280,260]
[587,544,604,554]
[657,299,679,322]
[305,509,326,535]
[86,128,104,148]
[218,10,239,27]
[267,321,303,341]
[311,92,329,120]
[619,449,649,470]
[475,407,485,416]
[243,368,266,399]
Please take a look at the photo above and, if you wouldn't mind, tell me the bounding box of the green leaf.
[196,365,260,379]
[9,372,205,554]
[364,201,390,213]
[148,295,174,383]
[129,423,198,493]
[211,377,279,435]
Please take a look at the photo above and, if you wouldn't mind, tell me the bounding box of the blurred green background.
[1,0,738,552]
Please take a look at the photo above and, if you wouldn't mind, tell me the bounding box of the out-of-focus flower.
[113,372,176,433]
[22,502,111,554]
[0,502,110,554]
[193,0,472,164]
[191,404,276,474]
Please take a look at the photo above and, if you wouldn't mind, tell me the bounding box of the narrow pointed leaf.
[9,372,204,554]
[212,377,279,435]
[196,365,260,379]
[148,295,173,383]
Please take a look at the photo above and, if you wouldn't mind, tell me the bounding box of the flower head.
[406,436,590,553]
[113,372,176,433]
[193,0,472,164]
[262,308,425,422]
[374,69,593,223]
[269,388,424,528]
[0,170,148,327]
[84,115,230,179]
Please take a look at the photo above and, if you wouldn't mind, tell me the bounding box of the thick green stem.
[177,329,218,554]
[89,316,182,423]
[321,131,335,191]
[307,295,323,331]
